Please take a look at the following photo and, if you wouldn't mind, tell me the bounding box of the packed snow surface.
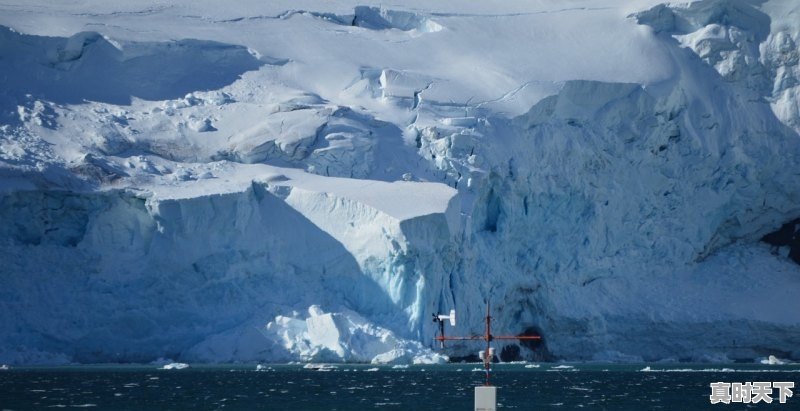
[1,0,799,365]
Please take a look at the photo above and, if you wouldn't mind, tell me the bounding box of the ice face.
[0,171,458,364]
[1,0,800,364]
[263,305,448,364]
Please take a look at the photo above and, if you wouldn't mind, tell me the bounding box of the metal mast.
[433,301,542,386]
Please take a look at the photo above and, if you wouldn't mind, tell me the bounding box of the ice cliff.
[1,0,799,365]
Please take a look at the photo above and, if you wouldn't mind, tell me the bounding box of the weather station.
[433,303,542,411]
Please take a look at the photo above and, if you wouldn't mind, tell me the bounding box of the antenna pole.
[439,318,445,348]
[432,298,543,411]
[484,302,491,386]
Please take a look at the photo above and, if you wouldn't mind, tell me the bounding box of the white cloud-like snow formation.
[0,0,799,364]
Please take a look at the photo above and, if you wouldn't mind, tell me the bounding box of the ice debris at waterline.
[760,355,792,365]
[1,0,800,366]
[266,306,448,364]
[160,363,190,370]
[302,363,338,371]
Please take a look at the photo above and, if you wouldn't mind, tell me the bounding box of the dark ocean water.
[1,363,798,410]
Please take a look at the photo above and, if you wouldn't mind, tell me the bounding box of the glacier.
[0,0,799,365]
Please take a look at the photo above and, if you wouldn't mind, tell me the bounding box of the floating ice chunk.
[266,306,448,364]
[411,352,448,365]
[303,363,338,371]
[161,362,190,370]
[0,364,8,370]
[760,355,789,365]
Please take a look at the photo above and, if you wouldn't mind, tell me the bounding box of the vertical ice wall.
[0,178,460,364]
[1,0,799,363]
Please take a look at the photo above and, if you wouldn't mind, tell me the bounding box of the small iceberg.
[524,364,541,368]
[365,367,379,372]
[760,355,789,365]
[0,364,9,370]
[303,363,338,371]
[161,362,190,370]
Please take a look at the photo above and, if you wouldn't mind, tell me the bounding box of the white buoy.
[475,386,497,411]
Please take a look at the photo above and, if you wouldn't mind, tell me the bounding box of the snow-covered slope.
[1,0,799,364]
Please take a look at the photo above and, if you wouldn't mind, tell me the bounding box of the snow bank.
[0,26,265,106]
[634,0,800,134]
